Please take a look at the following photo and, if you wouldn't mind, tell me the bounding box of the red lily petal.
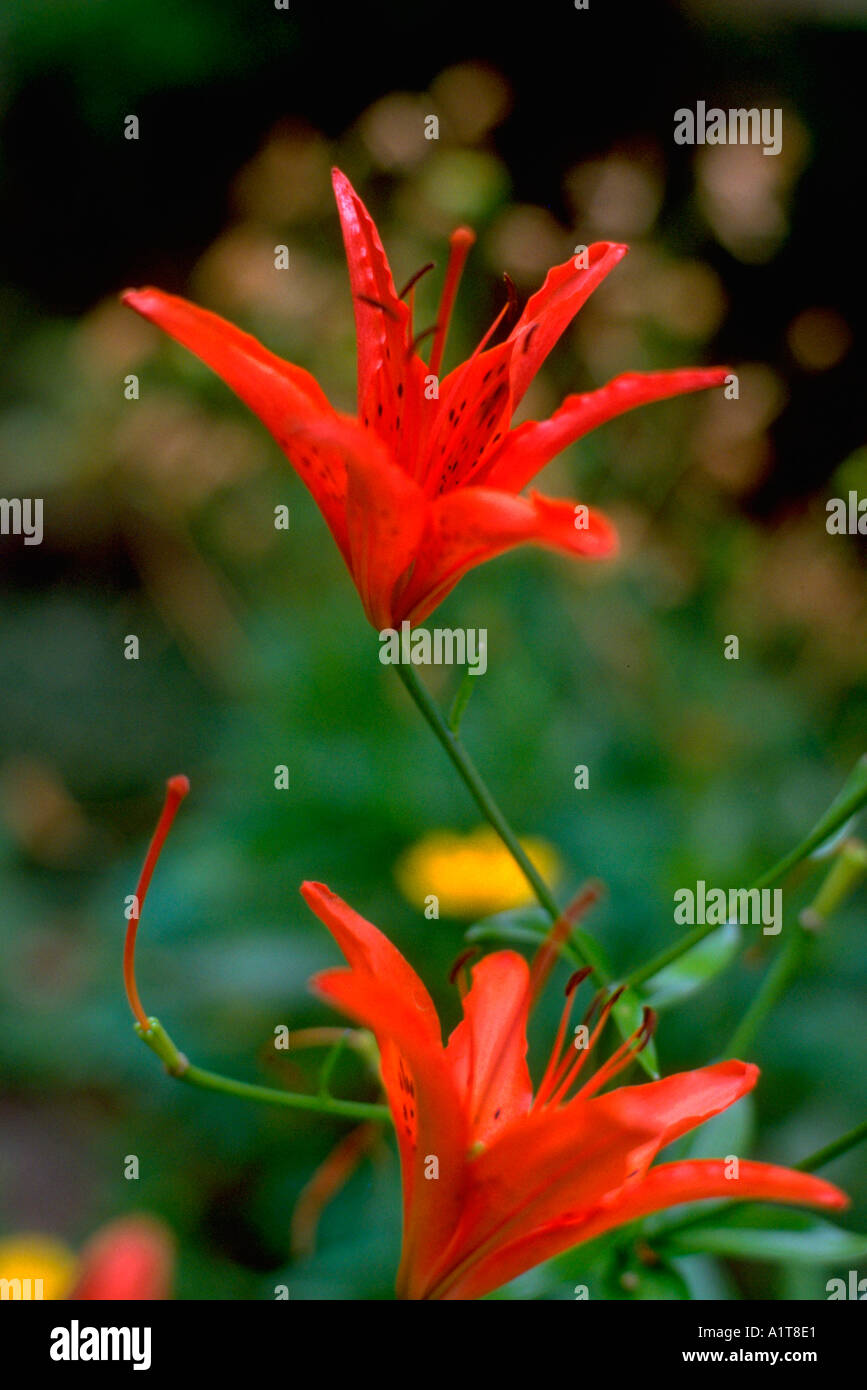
[418,1088,659,1299]
[598,1060,760,1171]
[313,966,470,1296]
[445,1159,848,1300]
[122,287,349,555]
[360,353,434,476]
[70,1216,174,1301]
[506,242,628,409]
[342,436,429,629]
[302,882,468,1284]
[257,408,425,627]
[397,487,617,626]
[483,367,731,493]
[332,169,426,463]
[421,341,515,496]
[445,951,533,1146]
[423,1061,756,1298]
[301,881,440,1042]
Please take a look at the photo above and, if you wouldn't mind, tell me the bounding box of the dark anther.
[408,322,438,357]
[641,1007,658,1039]
[565,966,593,996]
[583,988,606,1027]
[355,293,401,322]
[448,946,480,985]
[398,262,435,300]
[607,984,627,1010]
[502,273,520,330]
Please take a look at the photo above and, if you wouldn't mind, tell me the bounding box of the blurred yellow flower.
[395,827,560,918]
[0,1235,78,1299]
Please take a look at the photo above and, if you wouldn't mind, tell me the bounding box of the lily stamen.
[501,272,520,331]
[542,983,627,1110]
[470,888,601,1128]
[122,775,189,1031]
[407,323,439,358]
[573,1007,658,1103]
[354,292,401,322]
[428,226,475,377]
[448,947,480,999]
[397,262,436,301]
[530,967,593,1108]
[528,880,602,1005]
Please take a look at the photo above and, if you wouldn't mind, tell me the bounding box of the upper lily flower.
[301,880,847,1300]
[123,169,728,628]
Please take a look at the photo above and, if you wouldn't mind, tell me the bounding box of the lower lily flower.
[0,1217,174,1301]
[122,168,728,628]
[70,1216,175,1300]
[301,881,847,1300]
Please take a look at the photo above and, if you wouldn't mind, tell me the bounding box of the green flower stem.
[318,1030,351,1099]
[722,839,867,1060]
[752,755,867,891]
[796,1120,867,1173]
[626,755,867,992]
[800,838,867,930]
[722,925,810,1060]
[394,661,609,983]
[135,1017,391,1125]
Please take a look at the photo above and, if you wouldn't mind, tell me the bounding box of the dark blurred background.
[0,0,865,1299]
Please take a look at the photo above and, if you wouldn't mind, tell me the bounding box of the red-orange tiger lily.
[302,880,847,1300]
[123,169,727,626]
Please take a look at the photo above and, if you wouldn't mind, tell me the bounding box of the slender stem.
[396,662,561,918]
[752,755,867,890]
[722,838,865,1061]
[723,926,810,1060]
[626,756,867,992]
[796,1120,867,1174]
[181,1063,389,1122]
[135,1017,391,1125]
[319,1030,350,1098]
[394,661,608,979]
[627,923,712,992]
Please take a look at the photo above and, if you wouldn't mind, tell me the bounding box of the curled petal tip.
[121,287,161,316]
[300,880,330,908]
[592,241,629,264]
[823,1188,851,1211]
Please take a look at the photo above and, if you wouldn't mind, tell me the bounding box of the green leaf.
[612,988,659,1081]
[644,921,741,1010]
[465,905,551,951]
[663,1207,867,1264]
[466,907,616,975]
